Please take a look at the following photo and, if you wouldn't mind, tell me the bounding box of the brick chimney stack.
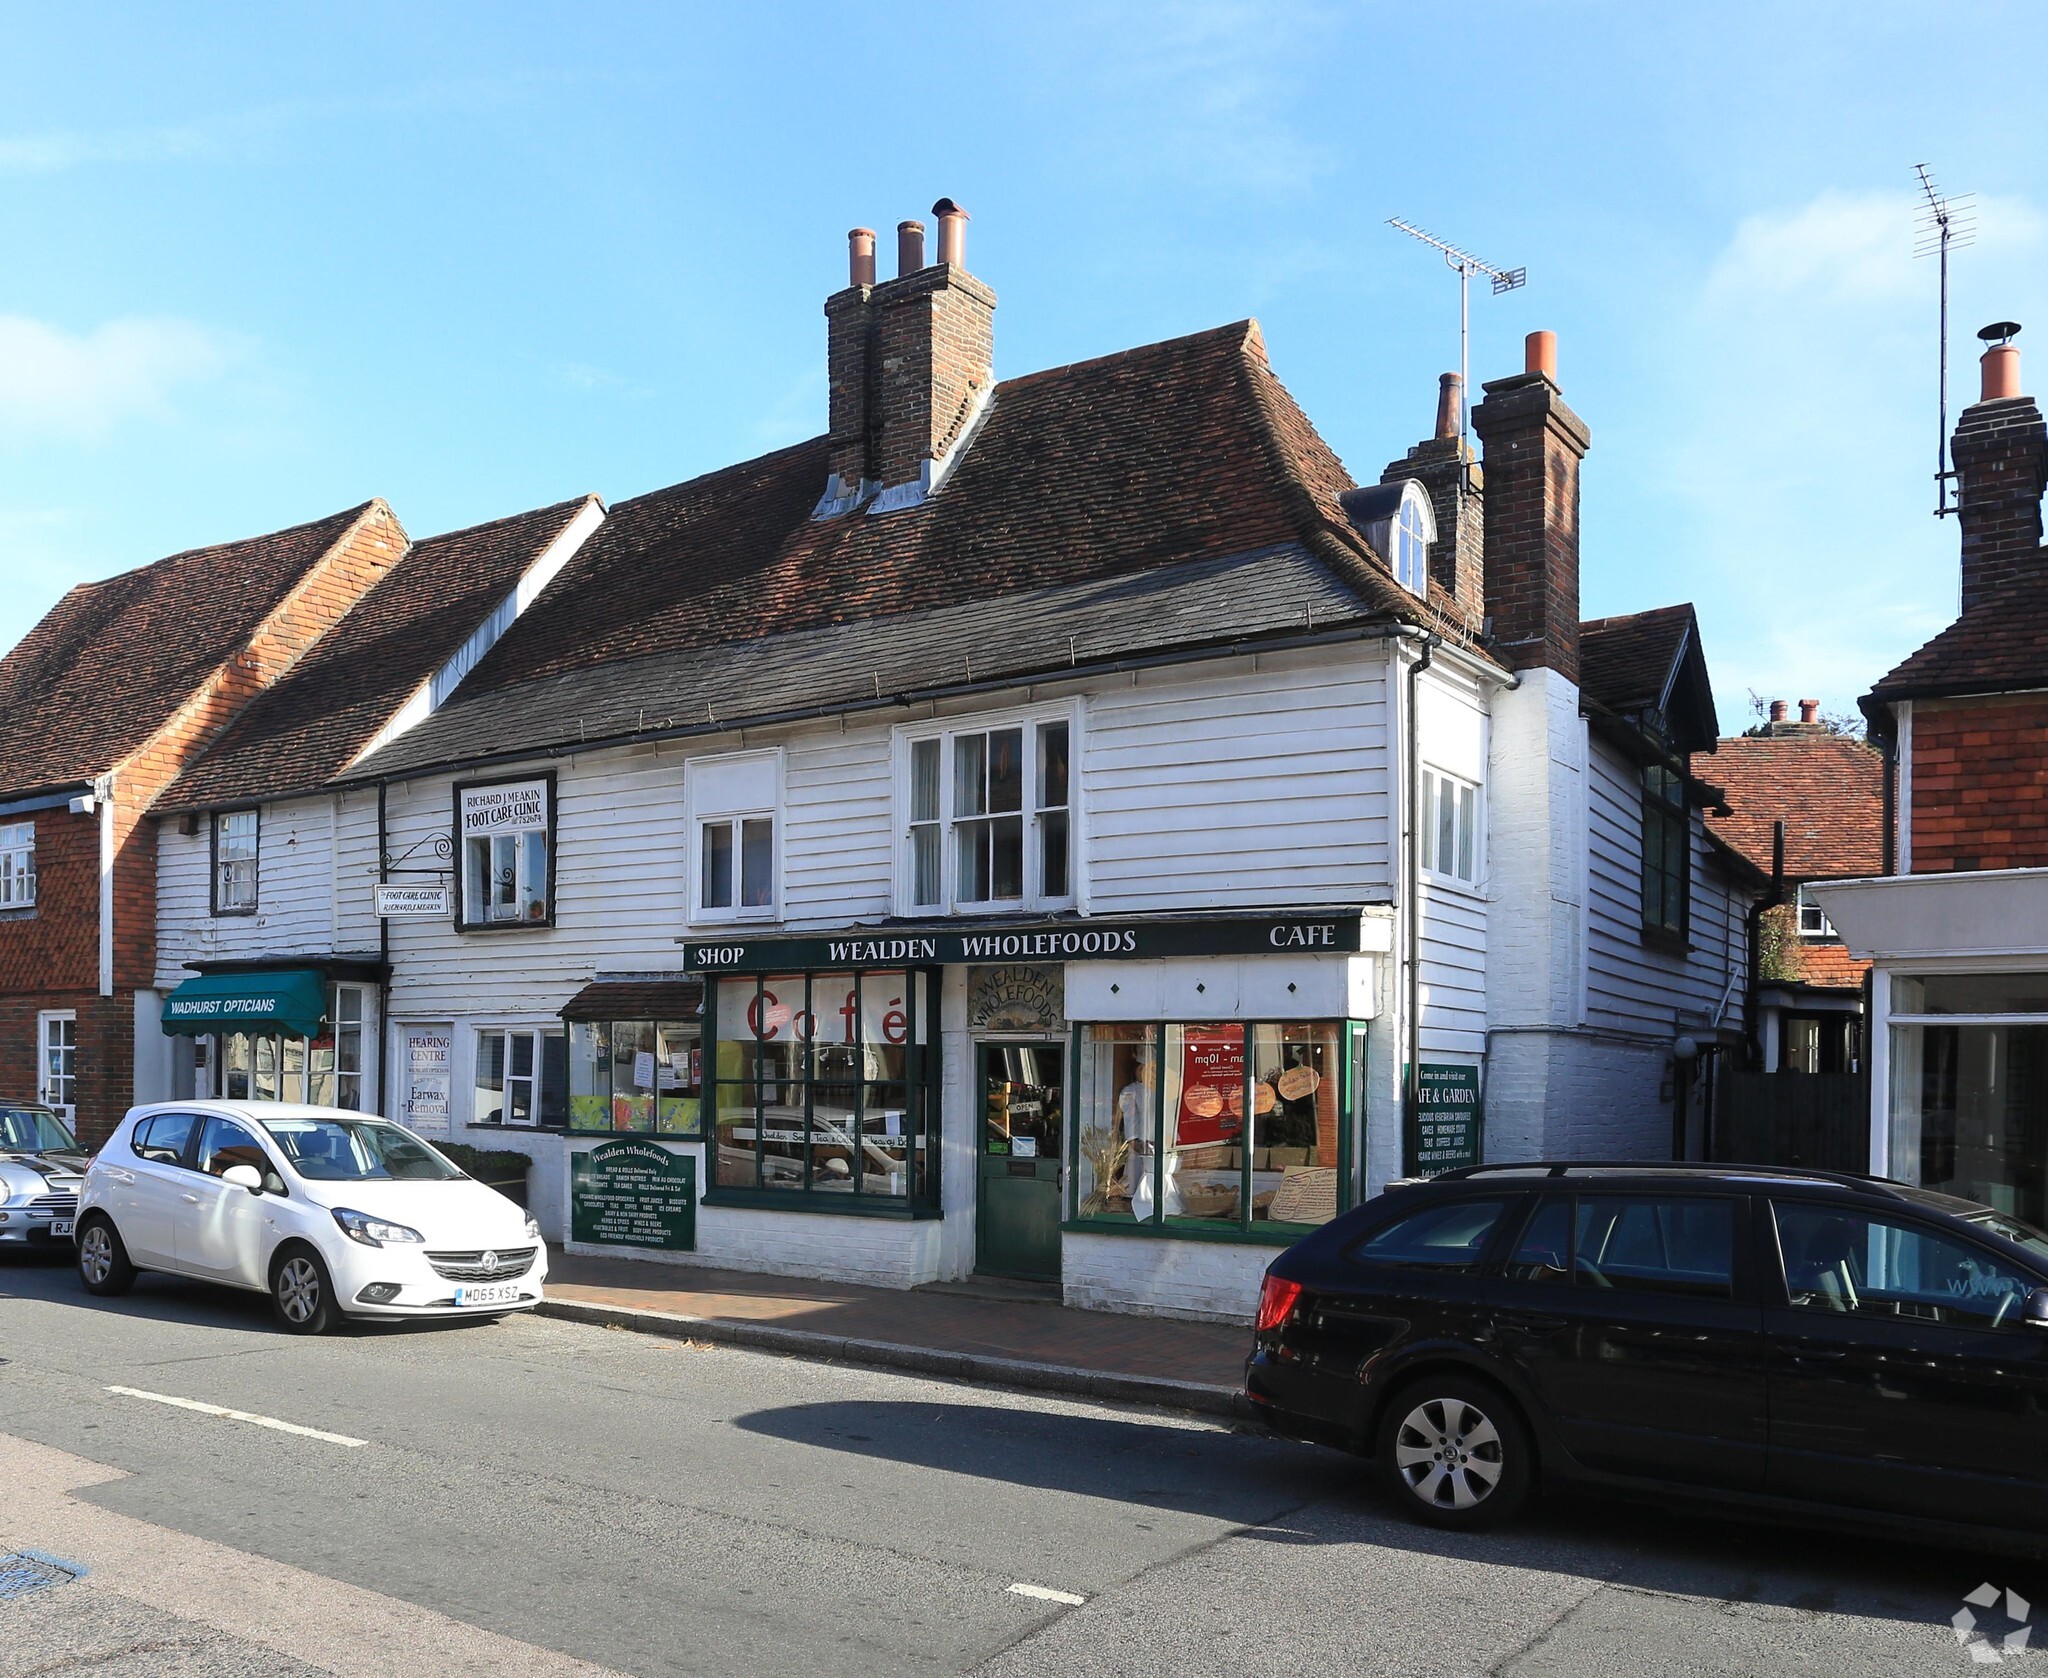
[1471,331,1592,681]
[1380,372,1483,619]
[1953,324,2048,611]
[819,201,996,518]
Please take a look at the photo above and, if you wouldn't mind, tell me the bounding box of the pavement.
[538,1253,1249,1414]
[1,1250,2039,1677]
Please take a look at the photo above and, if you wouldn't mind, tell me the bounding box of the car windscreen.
[258,1117,462,1182]
[1964,1209,2048,1267]
[0,1105,77,1153]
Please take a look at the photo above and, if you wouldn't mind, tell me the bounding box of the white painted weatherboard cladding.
[1081,647,1394,913]
[1416,666,1491,1058]
[779,726,895,928]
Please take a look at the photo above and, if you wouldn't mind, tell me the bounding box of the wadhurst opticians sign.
[681,909,1372,974]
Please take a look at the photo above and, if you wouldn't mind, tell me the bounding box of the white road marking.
[1007,1581,1087,1606]
[103,1386,367,1448]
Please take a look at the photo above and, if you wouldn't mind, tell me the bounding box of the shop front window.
[708,971,934,1206]
[214,986,368,1111]
[567,1019,703,1135]
[1890,972,2048,1227]
[474,1027,568,1127]
[1072,1020,1349,1234]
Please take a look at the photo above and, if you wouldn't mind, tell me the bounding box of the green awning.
[161,970,328,1039]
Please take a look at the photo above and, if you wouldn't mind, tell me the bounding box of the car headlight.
[332,1208,425,1248]
[523,1216,542,1243]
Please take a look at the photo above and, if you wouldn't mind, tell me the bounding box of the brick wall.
[1952,394,2048,613]
[1471,371,1591,681]
[870,265,996,492]
[0,991,133,1145]
[0,810,98,995]
[1910,692,2048,872]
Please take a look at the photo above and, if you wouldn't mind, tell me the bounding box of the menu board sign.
[570,1139,696,1251]
[1175,1027,1245,1146]
[1410,1063,1482,1177]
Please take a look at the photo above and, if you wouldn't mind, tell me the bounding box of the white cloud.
[0,122,222,174]
[0,314,238,440]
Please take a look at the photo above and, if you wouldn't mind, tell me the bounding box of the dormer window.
[1337,479,1437,598]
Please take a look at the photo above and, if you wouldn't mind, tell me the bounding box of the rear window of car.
[1350,1198,1510,1272]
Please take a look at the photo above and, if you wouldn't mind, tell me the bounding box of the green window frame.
[1066,1018,1362,1242]
[1640,763,1690,939]
[702,970,940,1216]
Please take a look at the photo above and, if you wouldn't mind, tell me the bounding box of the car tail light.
[1255,1274,1304,1333]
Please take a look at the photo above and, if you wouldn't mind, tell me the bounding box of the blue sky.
[3,2,2044,721]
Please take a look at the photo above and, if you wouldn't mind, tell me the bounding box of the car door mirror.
[2025,1287,2048,1329]
[220,1164,263,1193]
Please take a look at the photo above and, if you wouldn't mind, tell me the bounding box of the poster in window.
[1175,1027,1244,1147]
[460,778,549,835]
[402,1024,453,1136]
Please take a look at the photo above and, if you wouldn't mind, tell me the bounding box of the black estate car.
[1245,1164,2048,1552]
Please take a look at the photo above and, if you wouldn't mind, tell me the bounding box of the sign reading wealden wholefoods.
[681,910,1372,974]
[1409,1063,1483,1177]
[570,1140,696,1251]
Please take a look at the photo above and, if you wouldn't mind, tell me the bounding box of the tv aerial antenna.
[1914,163,1976,517]
[1387,218,1526,444]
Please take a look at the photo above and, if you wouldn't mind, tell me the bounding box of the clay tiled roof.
[1579,604,1696,713]
[450,322,1456,702]
[1868,566,2048,703]
[157,498,598,812]
[1705,732,1885,880]
[0,504,378,796]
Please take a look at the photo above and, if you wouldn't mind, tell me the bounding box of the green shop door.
[976,1041,1065,1283]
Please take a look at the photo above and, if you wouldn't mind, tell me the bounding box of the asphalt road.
[0,1250,2037,1678]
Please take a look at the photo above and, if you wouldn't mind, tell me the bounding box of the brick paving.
[543,1253,1248,1393]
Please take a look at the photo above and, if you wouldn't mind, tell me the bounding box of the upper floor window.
[1640,764,1689,939]
[1795,883,1835,939]
[1393,489,1430,594]
[690,751,780,922]
[1419,767,1480,885]
[904,715,1072,912]
[1338,479,1435,597]
[212,810,259,915]
[0,821,34,908]
[457,775,553,929]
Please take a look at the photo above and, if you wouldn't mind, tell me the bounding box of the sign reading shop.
[683,909,1371,974]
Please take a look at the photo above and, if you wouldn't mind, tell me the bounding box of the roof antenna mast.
[1914,163,1976,518]
[1386,218,1526,444]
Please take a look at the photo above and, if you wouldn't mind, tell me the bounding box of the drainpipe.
[1402,630,1438,1174]
[1741,819,1786,1078]
[377,780,392,1120]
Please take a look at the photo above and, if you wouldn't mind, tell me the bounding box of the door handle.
[103,1169,134,1185]
[181,1193,200,1204]
[1503,1311,1568,1334]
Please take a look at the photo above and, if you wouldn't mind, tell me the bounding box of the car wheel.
[1377,1375,1533,1531]
[76,1216,136,1296]
[270,1246,335,1334]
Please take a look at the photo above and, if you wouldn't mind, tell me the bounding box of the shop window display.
[567,1020,702,1135]
[1072,1020,1348,1233]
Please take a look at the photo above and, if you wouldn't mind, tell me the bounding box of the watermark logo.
[1955,1583,2033,1665]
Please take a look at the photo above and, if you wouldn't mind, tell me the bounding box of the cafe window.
[457,774,553,929]
[707,970,936,1207]
[1419,767,1480,885]
[1640,763,1689,938]
[1071,1020,1353,1235]
[689,751,779,922]
[215,984,368,1109]
[568,1019,703,1135]
[473,1027,568,1127]
[0,821,35,908]
[902,714,1073,913]
[213,810,259,915]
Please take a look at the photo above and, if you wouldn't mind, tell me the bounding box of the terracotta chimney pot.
[847,228,876,289]
[897,219,927,277]
[1434,372,1463,441]
[933,198,969,268]
[1769,700,1788,723]
[1799,699,1820,724]
[1525,330,1557,381]
[1983,342,2022,402]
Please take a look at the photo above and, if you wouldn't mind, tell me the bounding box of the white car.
[76,1101,546,1333]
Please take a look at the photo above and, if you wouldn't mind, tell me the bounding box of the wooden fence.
[1712,1069,1870,1175]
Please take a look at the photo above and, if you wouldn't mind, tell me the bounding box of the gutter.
[334,616,1514,792]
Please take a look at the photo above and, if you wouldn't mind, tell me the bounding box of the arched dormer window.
[1336,479,1437,598]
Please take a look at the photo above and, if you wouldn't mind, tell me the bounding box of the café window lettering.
[458,775,553,928]
[709,971,935,1206]
[569,1019,704,1135]
[1072,1020,1353,1235]
[213,810,259,915]
[690,750,779,922]
[0,821,35,908]
[473,1026,567,1127]
[904,714,1072,913]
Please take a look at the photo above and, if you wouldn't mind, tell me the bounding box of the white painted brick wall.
[1062,1231,1272,1324]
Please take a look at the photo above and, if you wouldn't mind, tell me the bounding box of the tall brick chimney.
[1953,325,2048,612]
[1471,331,1591,681]
[819,199,996,518]
[1380,372,1483,619]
